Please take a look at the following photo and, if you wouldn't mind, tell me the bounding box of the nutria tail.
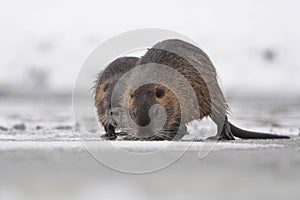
[229,122,290,139]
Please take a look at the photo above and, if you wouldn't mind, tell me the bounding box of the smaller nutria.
[94,57,139,140]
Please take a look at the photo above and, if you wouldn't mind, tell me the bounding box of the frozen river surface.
[0,96,299,200]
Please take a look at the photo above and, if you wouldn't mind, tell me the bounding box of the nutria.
[117,39,289,140]
[94,56,139,140]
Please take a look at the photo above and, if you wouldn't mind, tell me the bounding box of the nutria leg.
[101,124,117,140]
[208,116,235,140]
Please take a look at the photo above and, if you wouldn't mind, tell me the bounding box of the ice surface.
[0,96,298,144]
[0,96,299,199]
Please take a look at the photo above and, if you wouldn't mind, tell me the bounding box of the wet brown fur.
[95,39,289,140]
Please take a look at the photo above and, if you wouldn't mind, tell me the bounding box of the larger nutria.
[94,56,139,140]
[116,39,289,140]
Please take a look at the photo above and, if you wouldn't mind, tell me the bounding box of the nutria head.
[127,83,183,140]
[94,57,139,131]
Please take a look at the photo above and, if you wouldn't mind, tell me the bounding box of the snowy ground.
[0,95,299,199]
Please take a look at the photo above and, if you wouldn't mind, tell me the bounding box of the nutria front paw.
[101,133,117,140]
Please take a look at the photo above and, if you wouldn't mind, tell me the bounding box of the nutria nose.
[131,107,151,127]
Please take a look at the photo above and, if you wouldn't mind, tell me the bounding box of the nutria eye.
[155,88,165,98]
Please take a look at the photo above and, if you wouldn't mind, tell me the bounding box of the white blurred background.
[0,0,299,97]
